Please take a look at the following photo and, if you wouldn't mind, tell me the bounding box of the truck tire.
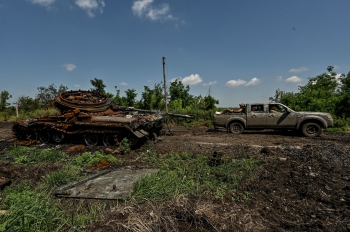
[229,122,244,134]
[301,122,322,137]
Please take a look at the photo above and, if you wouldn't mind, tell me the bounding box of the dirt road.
[0,121,350,231]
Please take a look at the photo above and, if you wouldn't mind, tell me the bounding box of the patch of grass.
[0,182,66,232]
[6,145,68,164]
[325,126,350,132]
[75,151,117,168]
[42,164,82,191]
[130,151,260,203]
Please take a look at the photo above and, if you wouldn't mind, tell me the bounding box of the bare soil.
[0,121,350,231]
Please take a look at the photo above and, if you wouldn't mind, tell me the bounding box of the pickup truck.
[213,103,333,137]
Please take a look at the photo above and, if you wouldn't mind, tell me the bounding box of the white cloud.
[289,67,308,73]
[62,64,76,72]
[132,0,152,17]
[276,76,283,81]
[75,84,81,88]
[75,0,105,17]
[203,81,217,86]
[182,74,203,85]
[147,79,152,83]
[170,77,181,83]
[226,79,247,87]
[285,76,302,83]
[245,77,260,86]
[27,0,55,8]
[132,0,178,21]
[120,82,128,86]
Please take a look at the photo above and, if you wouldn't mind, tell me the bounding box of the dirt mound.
[241,144,350,231]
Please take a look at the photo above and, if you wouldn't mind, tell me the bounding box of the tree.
[271,67,342,114]
[203,95,219,110]
[124,89,138,107]
[0,90,12,111]
[15,96,40,112]
[36,84,68,107]
[90,78,106,95]
[140,83,164,110]
[269,88,285,103]
[168,79,193,109]
[336,71,350,118]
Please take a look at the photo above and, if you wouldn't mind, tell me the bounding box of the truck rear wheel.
[301,122,322,137]
[229,122,244,134]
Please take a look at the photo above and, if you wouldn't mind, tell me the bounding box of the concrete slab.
[53,168,159,200]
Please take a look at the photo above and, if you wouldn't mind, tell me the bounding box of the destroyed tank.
[12,90,190,146]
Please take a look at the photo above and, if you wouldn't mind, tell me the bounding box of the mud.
[0,121,350,231]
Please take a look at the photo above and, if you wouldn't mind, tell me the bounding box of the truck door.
[267,104,297,128]
[246,104,267,128]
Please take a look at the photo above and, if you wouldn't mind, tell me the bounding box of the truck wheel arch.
[299,120,323,137]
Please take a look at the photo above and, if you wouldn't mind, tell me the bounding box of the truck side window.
[251,105,264,112]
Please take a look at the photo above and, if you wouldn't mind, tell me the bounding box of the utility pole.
[162,57,168,113]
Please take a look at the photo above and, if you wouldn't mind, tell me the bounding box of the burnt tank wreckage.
[12,90,192,146]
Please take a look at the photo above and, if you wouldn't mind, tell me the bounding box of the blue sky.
[1,0,349,107]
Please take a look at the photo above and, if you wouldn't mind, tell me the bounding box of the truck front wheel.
[229,122,244,134]
[301,122,322,137]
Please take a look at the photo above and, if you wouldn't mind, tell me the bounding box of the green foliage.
[43,164,81,191]
[131,151,260,203]
[90,78,107,95]
[124,88,138,107]
[203,95,219,110]
[169,79,193,108]
[15,96,40,113]
[112,87,138,107]
[140,83,165,110]
[0,90,12,111]
[75,151,117,167]
[271,67,350,128]
[7,146,68,164]
[36,83,68,108]
[119,137,131,154]
[0,183,66,232]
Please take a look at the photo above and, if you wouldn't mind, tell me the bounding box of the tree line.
[1,66,349,128]
[269,66,350,127]
[0,78,219,116]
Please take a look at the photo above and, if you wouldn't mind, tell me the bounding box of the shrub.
[76,151,116,168]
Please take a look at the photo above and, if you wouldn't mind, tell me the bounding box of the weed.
[131,151,260,203]
[119,137,131,154]
[76,151,116,168]
[6,145,68,164]
[43,164,81,191]
[0,183,66,232]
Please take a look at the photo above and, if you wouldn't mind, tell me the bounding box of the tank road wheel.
[103,134,117,146]
[52,131,64,143]
[302,122,322,137]
[27,130,38,141]
[39,130,51,144]
[84,133,99,146]
[229,122,244,134]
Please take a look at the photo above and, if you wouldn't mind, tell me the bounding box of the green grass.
[7,145,68,164]
[1,145,261,230]
[0,182,67,232]
[42,164,82,192]
[130,150,260,203]
[0,108,59,122]
[75,151,117,168]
